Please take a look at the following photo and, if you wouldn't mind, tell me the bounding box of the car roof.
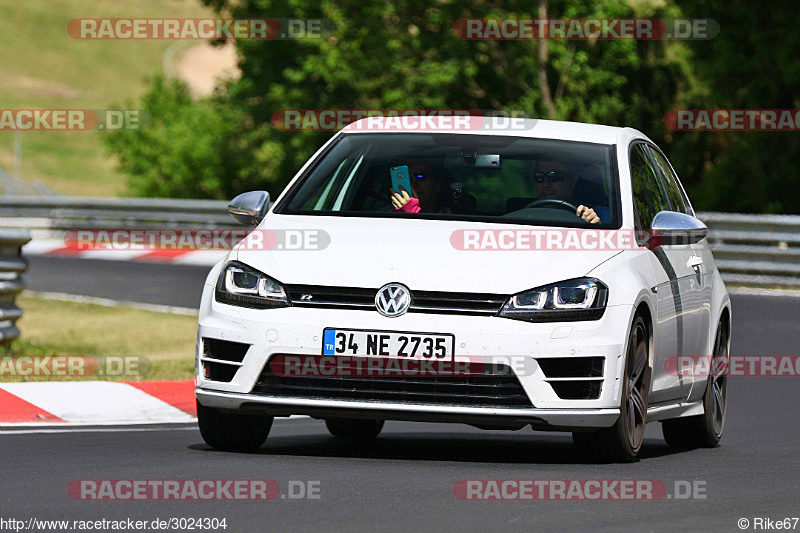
[341,117,651,146]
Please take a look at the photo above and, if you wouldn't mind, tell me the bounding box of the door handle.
[687,255,703,273]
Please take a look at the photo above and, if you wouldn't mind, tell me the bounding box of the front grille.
[203,338,249,363]
[549,381,603,400]
[537,356,604,400]
[251,358,533,408]
[537,357,604,378]
[284,284,507,316]
[203,361,239,382]
[201,338,249,382]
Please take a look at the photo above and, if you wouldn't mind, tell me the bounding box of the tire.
[662,318,729,449]
[325,418,384,439]
[573,314,651,463]
[197,400,273,452]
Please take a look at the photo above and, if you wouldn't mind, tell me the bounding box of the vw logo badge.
[375,283,411,317]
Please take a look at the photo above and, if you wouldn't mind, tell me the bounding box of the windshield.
[277,133,619,227]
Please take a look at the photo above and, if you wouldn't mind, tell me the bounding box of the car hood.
[233,215,621,294]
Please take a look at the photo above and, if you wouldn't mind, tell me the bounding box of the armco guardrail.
[0,229,31,346]
[699,212,800,289]
[0,196,797,289]
[0,196,235,236]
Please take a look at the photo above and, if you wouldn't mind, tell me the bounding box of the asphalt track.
[5,256,800,532]
[23,255,210,309]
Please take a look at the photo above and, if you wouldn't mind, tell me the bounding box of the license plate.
[322,329,455,359]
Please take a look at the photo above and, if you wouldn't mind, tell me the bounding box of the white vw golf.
[195,118,731,462]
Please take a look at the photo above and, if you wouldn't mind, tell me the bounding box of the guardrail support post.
[0,229,32,348]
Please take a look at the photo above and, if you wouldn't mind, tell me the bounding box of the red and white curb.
[0,380,196,425]
[23,240,226,267]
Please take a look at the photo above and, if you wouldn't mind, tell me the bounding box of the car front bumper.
[196,283,635,430]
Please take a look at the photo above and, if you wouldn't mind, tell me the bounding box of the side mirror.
[650,210,708,245]
[228,191,270,226]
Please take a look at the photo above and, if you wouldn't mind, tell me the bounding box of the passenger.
[390,164,450,214]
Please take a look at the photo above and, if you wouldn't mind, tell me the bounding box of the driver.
[534,158,610,224]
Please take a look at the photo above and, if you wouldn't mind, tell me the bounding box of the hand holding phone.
[390,165,412,195]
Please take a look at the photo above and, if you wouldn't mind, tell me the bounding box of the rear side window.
[630,143,670,229]
[647,146,690,215]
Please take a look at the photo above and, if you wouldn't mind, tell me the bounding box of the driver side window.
[630,143,670,230]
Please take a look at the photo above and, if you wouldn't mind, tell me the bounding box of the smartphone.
[390,165,412,194]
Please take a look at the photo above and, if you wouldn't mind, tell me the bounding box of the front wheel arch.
[573,311,652,462]
[662,315,729,449]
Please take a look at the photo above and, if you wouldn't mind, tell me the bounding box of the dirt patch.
[12,76,79,99]
[173,43,240,98]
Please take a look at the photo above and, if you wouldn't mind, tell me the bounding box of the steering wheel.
[521,198,580,213]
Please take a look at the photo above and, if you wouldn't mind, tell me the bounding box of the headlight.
[215,261,290,309]
[498,278,608,322]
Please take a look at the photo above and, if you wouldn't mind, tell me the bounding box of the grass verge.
[0,0,215,196]
[2,293,197,382]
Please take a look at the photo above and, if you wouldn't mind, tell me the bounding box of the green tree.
[670,0,800,213]
[104,76,269,199]
[107,0,692,201]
